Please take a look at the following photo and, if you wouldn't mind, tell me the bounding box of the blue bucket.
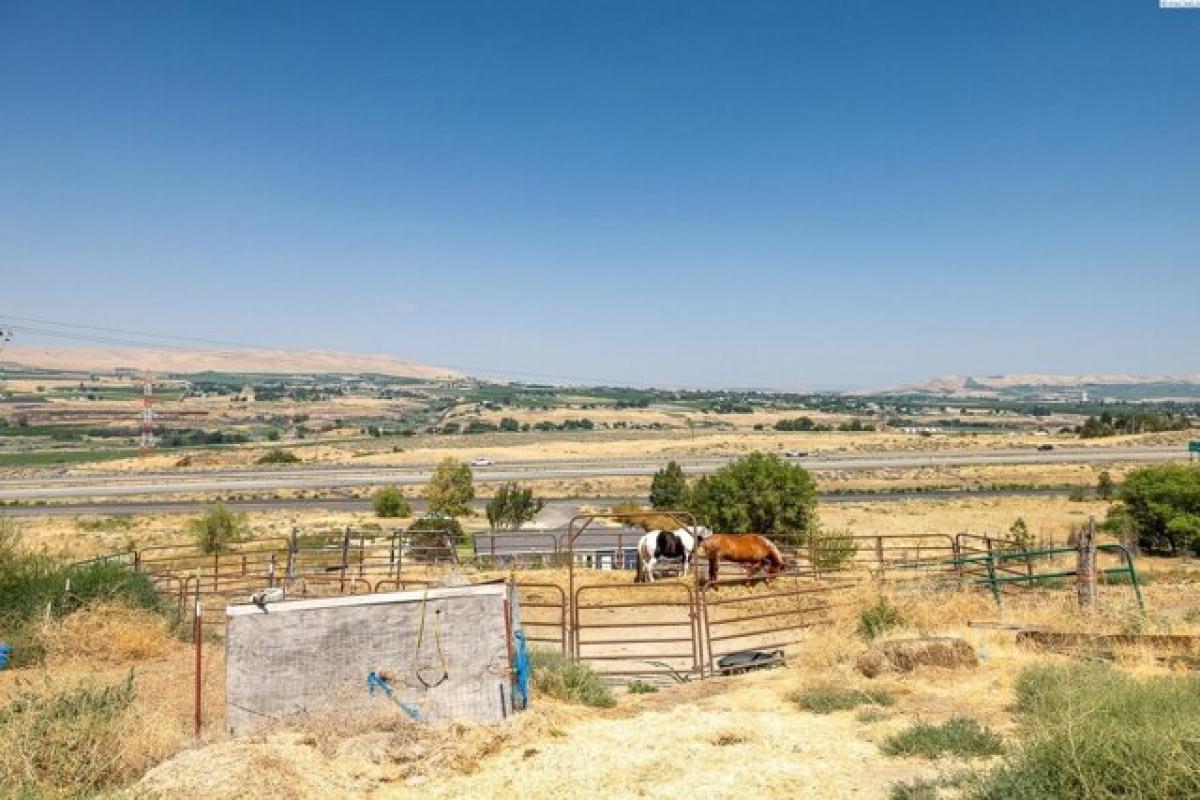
[0,643,11,670]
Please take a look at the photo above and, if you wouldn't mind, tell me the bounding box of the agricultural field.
[4,365,1195,477]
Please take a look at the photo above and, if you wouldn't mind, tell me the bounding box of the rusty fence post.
[193,583,203,740]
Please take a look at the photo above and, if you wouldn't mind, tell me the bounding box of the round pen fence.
[572,582,701,681]
[698,575,854,675]
[514,582,568,655]
[74,515,1147,677]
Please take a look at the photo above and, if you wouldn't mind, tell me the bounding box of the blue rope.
[367,671,421,720]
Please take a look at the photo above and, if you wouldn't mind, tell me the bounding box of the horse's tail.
[634,543,646,583]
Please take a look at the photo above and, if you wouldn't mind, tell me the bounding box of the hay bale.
[856,637,977,678]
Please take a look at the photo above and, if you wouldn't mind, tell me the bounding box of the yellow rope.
[414,588,448,689]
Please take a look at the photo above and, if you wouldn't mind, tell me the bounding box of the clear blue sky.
[2,1,1197,389]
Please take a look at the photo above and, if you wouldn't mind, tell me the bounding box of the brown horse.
[699,533,785,586]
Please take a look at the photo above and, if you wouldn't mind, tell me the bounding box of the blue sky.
[2,1,1197,389]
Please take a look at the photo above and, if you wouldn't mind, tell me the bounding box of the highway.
[0,445,1185,503]
[0,487,1080,518]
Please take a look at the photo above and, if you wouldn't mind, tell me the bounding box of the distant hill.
[884,373,1200,400]
[0,345,459,380]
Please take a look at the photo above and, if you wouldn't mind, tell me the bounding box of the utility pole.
[0,328,13,391]
[138,371,156,456]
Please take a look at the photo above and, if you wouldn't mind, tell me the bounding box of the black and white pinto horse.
[635,526,712,583]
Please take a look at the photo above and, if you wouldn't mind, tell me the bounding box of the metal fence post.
[985,553,1002,611]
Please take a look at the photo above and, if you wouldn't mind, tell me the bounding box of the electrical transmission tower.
[138,372,156,456]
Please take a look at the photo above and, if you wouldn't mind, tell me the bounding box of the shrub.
[256,448,300,464]
[791,687,894,714]
[187,504,248,553]
[1009,518,1034,550]
[889,779,941,800]
[858,597,904,641]
[0,524,169,667]
[0,672,137,797]
[882,717,1004,759]
[627,680,658,694]
[407,515,464,548]
[809,526,860,570]
[775,417,815,431]
[529,650,614,708]
[372,486,412,518]
[974,663,1200,799]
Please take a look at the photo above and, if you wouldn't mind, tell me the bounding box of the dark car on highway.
[1037,444,1054,451]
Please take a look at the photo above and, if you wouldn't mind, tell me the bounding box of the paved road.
[0,445,1184,502]
[0,487,1082,517]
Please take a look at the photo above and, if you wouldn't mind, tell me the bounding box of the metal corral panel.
[225,583,512,734]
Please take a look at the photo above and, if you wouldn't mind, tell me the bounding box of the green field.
[0,448,139,467]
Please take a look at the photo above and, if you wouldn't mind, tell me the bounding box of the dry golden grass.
[5,564,1197,799]
[40,601,176,664]
[0,602,218,798]
[130,702,587,799]
[821,495,1112,544]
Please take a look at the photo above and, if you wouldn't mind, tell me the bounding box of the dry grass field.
[5,475,1199,797]
[4,561,1195,799]
[3,494,1113,559]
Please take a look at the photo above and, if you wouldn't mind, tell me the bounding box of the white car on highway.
[470,457,495,467]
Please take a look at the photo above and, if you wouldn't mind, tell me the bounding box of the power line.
[0,314,273,351]
[0,313,661,388]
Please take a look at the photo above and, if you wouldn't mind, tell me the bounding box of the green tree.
[649,461,689,509]
[498,417,520,432]
[1106,465,1200,555]
[485,482,545,530]
[265,428,281,442]
[407,514,464,549]
[1009,517,1034,549]
[1097,471,1115,501]
[372,486,412,518]
[688,452,818,546]
[427,457,475,518]
[188,504,248,553]
[256,448,299,464]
